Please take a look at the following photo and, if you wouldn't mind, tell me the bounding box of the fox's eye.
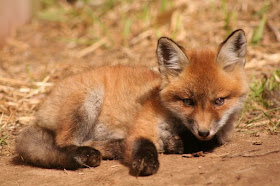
[214,97,225,106]
[182,98,195,107]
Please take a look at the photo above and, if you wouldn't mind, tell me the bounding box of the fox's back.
[36,66,161,132]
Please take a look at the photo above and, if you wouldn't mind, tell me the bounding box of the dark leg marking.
[163,136,184,154]
[129,138,159,176]
[73,147,102,168]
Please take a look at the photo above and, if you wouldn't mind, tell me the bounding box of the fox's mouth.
[195,135,214,141]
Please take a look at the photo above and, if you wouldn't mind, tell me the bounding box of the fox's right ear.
[157,37,189,77]
[216,29,247,71]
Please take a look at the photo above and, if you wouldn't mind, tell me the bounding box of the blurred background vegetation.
[31,0,279,47]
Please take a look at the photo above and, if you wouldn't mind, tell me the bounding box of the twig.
[222,149,261,158]
[130,29,153,46]
[241,149,280,157]
[0,77,53,88]
[0,113,4,126]
[6,38,29,50]
[222,149,280,159]
[0,110,14,131]
[267,20,280,42]
[234,167,256,174]
[110,165,120,168]
[246,56,280,70]
[0,77,30,87]
[24,75,51,98]
[76,38,108,58]
[244,121,267,128]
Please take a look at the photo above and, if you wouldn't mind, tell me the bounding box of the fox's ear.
[216,29,247,71]
[157,37,189,77]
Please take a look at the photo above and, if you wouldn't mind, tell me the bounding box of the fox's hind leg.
[16,125,101,169]
[16,88,105,169]
[54,87,104,148]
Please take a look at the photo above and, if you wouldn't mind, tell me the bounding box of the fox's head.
[157,29,248,142]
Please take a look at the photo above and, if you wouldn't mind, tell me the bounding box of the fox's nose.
[198,130,210,137]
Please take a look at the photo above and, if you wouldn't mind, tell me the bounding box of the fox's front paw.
[129,138,159,176]
[74,147,102,168]
[130,151,159,176]
[165,136,184,154]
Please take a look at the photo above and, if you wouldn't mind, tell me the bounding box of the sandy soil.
[1,132,279,186]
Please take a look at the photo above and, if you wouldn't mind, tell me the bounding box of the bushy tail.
[15,125,81,169]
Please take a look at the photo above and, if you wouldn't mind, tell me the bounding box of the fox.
[16,29,248,176]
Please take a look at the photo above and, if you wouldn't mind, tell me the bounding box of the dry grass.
[0,0,279,155]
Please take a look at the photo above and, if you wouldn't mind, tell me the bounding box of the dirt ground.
[0,0,280,185]
[0,133,279,186]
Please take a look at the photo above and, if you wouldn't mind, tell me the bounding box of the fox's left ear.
[157,37,189,77]
[216,29,247,71]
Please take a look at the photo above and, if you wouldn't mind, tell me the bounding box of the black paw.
[75,147,102,168]
[129,138,159,176]
[164,136,184,154]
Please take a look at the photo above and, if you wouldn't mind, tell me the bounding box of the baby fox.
[16,29,248,176]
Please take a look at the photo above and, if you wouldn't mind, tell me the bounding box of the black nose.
[198,130,210,137]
